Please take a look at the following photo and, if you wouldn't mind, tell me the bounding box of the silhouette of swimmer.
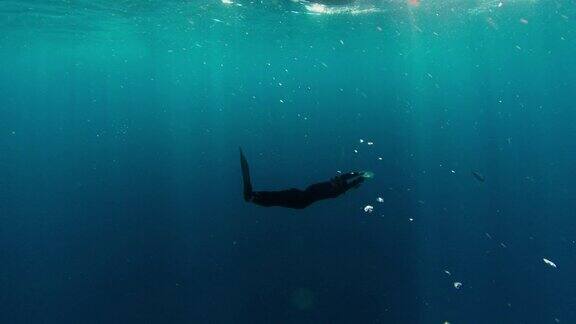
[240,148,369,209]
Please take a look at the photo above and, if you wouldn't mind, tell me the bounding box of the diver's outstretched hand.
[349,176,365,189]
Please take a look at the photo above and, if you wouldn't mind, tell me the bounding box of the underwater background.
[1,0,575,323]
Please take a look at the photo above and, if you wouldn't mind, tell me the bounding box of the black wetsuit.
[240,149,365,209]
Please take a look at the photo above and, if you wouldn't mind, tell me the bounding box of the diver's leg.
[240,148,253,201]
[252,189,311,209]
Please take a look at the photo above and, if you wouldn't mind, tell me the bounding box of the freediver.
[240,148,371,209]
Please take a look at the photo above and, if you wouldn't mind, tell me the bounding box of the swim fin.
[240,148,253,201]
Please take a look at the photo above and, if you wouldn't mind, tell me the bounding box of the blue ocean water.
[1,0,575,323]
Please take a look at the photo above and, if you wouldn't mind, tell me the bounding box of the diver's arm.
[343,177,365,190]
